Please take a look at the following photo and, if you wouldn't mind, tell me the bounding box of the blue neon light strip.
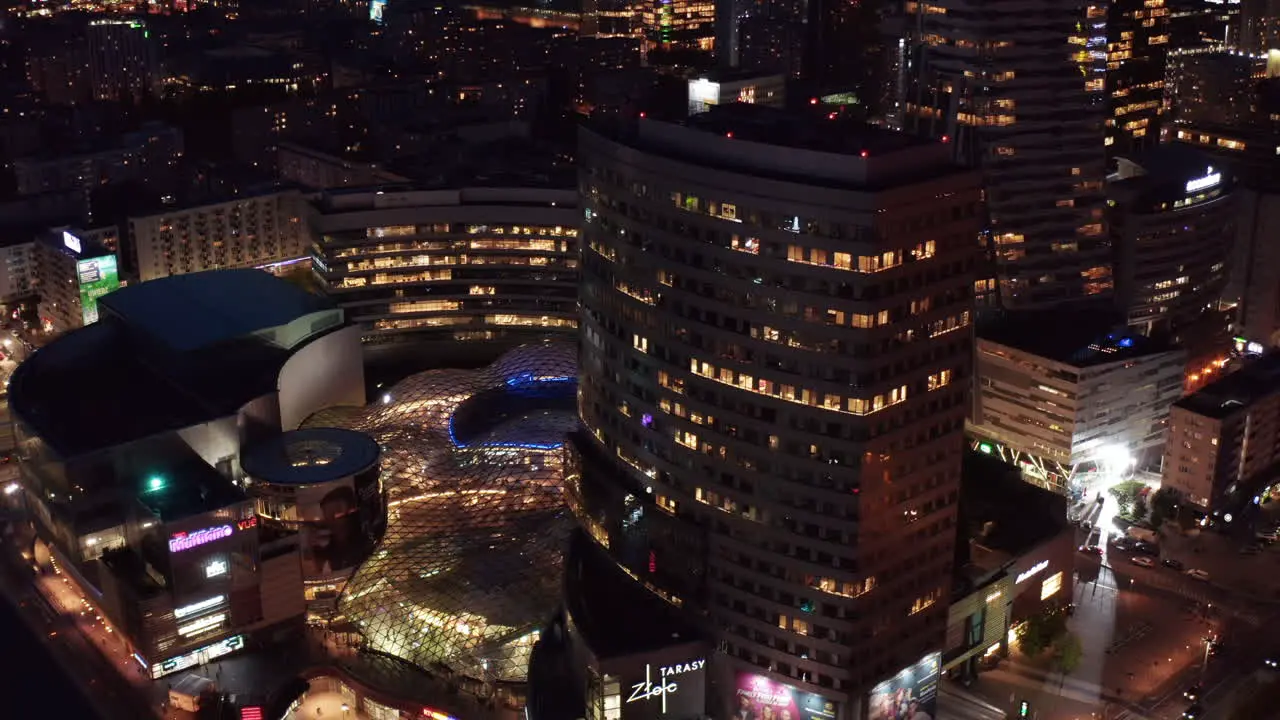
[446,374,573,450]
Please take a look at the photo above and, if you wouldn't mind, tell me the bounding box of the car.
[1132,556,1155,568]
[1134,541,1161,556]
[1183,684,1202,702]
[1162,558,1185,570]
[1078,545,1103,557]
[1186,569,1211,582]
[1266,656,1279,670]
[1182,704,1204,720]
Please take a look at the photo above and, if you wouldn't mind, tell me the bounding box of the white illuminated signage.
[626,658,705,713]
[178,612,227,637]
[151,635,244,679]
[688,79,720,104]
[1016,560,1050,584]
[62,231,82,254]
[1185,167,1222,194]
[205,559,228,578]
[174,595,226,619]
[169,525,233,553]
[985,591,1002,603]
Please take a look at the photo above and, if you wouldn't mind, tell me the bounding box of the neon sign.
[169,525,233,553]
[175,595,226,619]
[626,659,705,713]
[1185,168,1222,194]
[62,231,82,254]
[1016,560,1050,584]
[151,634,244,679]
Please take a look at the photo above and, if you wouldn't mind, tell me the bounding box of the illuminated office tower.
[1105,0,1171,157]
[588,0,715,53]
[902,0,1111,308]
[572,105,981,715]
[86,19,156,102]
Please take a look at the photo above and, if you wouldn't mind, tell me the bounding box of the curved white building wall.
[278,324,366,431]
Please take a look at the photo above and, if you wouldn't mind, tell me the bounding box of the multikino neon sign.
[169,525,233,553]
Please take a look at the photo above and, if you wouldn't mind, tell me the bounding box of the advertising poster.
[866,652,941,720]
[734,673,838,720]
[77,255,120,325]
[295,480,369,579]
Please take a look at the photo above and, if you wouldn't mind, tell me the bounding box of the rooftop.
[958,451,1069,576]
[1175,352,1280,419]
[979,307,1176,368]
[100,269,335,353]
[10,271,341,459]
[241,428,381,486]
[681,103,931,157]
[586,104,962,190]
[134,439,247,522]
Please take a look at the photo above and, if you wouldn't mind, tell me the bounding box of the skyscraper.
[1105,0,1171,156]
[902,0,1111,309]
[572,104,981,714]
[86,19,156,103]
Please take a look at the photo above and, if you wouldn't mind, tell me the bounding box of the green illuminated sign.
[77,255,120,325]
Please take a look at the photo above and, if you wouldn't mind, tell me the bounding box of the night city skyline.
[0,0,1277,719]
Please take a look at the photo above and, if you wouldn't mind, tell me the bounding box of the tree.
[1109,480,1146,516]
[1051,632,1084,680]
[1149,487,1182,527]
[1017,608,1069,657]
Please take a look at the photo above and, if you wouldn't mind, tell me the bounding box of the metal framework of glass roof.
[305,343,578,684]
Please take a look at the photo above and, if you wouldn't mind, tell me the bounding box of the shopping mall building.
[9,269,371,679]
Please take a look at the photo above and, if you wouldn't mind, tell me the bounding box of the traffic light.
[1019,700,1031,718]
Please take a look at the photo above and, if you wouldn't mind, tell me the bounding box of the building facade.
[1109,148,1236,345]
[1105,0,1170,157]
[970,322,1185,492]
[34,226,121,334]
[10,270,366,681]
[128,189,308,282]
[903,0,1111,309]
[573,106,982,715]
[310,186,579,349]
[1164,353,1280,511]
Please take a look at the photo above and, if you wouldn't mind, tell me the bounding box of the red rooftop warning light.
[860,150,869,158]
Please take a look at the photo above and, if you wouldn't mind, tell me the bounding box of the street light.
[341,704,350,720]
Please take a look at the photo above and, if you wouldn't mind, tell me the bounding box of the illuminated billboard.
[734,673,837,720]
[370,0,386,23]
[867,652,941,720]
[621,657,706,719]
[150,634,244,679]
[76,255,120,325]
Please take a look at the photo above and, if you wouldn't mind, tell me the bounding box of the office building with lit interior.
[304,343,579,707]
[310,185,579,360]
[969,312,1185,493]
[563,104,982,717]
[10,269,366,679]
[1109,146,1237,362]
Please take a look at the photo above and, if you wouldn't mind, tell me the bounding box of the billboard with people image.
[733,673,838,720]
[866,652,941,720]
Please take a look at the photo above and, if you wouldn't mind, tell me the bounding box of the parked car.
[1183,684,1202,702]
[1162,558,1185,570]
[1078,545,1103,557]
[1134,541,1161,557]
[1132,556,1155,568]
[1182,704,1203,720]
[1186,569,1211,582]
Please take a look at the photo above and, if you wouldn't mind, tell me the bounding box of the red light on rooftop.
[638,111,646,118]
[810,97,818,105]
[828,113,837,120]
[726,132,733,138]
[860,150,869,158]
[941,134,950,143]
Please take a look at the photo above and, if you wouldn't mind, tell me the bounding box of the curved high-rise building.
[569,105,982,717]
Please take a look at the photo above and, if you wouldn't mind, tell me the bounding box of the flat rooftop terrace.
[1175,352,1280,419]
[979,307,1176,368]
